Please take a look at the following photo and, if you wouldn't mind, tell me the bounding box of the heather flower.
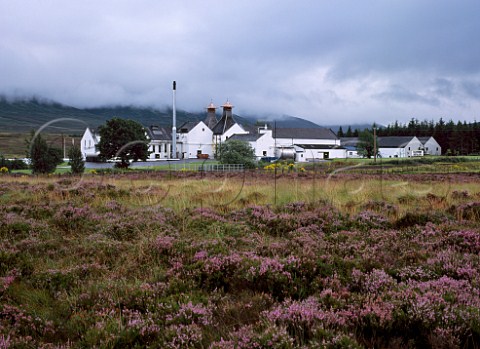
[166,301,213,326]
[51,204,95,233]
[121,308,160,338]
[449,230,480,253]
[362,269,396,294]
[397,266,435,281]
[283,201,307,213]
[0,275,15,294]
[209,325,258,349]
[263,297,351,332]
[191,207,227,223]
[104,200,122,211]
[354,297,395,327]
[0,334,11,349]
[193,250,208,261]
[203,253,243,274]
[155,235,176,251]
[354,210,390,230]
[165,324,203,349]
[167,258,184,277]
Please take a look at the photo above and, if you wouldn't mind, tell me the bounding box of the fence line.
[170,163,245,172]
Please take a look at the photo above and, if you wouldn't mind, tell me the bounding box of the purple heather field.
[0,171,480,348]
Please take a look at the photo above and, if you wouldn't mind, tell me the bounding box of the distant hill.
[0,97,101,133]
[0,96,322,133]
[250,115,325,129]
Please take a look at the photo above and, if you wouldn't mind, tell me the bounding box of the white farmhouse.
[80,127,100,160]
[378,136,423,158]
[228,126,344,161]
[293,144,346,161]
[229,126,275,158]
[340,137,362,158]
[272,128,343,161]
[174,102,220,159]
[177,121,214,159]
[340,136,441,158]
[145,126,174,160]
[418,136,442,155]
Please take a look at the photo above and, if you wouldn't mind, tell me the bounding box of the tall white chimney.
[172,81,177,159]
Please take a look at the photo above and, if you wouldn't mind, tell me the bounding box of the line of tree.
[338,118,480,155]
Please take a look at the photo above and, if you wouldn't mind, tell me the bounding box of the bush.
[68,145,85,174]
[217,140,256,169]
[0,156,28,171]
[27,133,63,174]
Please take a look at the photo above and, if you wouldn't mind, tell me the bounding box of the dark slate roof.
[89,128,100,142]
[228,133,263,142]
[204,113,218,130]
[212,114,238,135]
[273,128,337,140]
[342,136,421,148]
[178,121,200,133]
[417,136,431,144]
[146,125,172,141]
[295,144,345,150]
[377,136,416,148]
[242,124,261,134]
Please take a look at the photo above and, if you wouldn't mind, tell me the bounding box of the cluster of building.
[80,101,441,162]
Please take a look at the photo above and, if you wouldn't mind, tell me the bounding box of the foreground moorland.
[1,171,480,348]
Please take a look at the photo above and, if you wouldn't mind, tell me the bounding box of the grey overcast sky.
[1,0,480,125]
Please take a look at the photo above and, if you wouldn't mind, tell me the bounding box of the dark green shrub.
[27,132,63,174]
[68,145,85,174]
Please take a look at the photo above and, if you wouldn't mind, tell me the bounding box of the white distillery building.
[80,101,453,162]
[211,101,249,147]
[418,136,442,155]
[340,136,441,158]
[229,126,275,158]
[177,121,214,159]
[80,127,100,160]
[272,128,342,161]
[377,136,424,158]
[229,126,344,161]
[340,138,362,158]
[80,101,244,161]
[145,125,175,160]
